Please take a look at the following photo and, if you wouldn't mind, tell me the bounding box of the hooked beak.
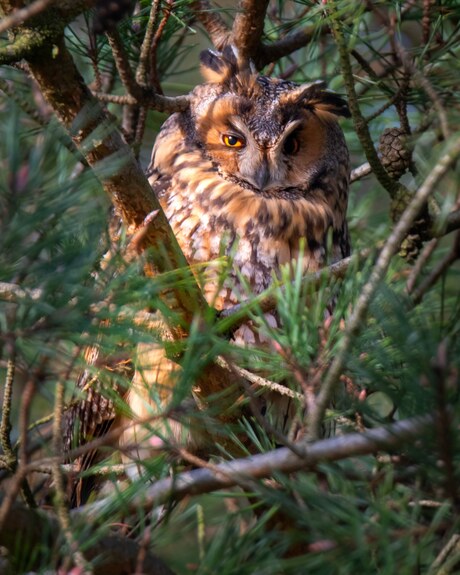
[243,160,270,191]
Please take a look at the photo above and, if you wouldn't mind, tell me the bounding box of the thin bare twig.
[396,43,450,141]
[92,90,190,113]
[149,0,174,95]
[410,231,460,305]
[0,0,55,34]
[136,0,161,86]
[429,534,460,575]
[329,8,400,199]
[0,354,16,467]
[106,29,141,99]
[350,162,372,183]
[406,238,439,294]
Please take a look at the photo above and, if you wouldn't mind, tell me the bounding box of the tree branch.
[92,89,189,113]
[81,412,435,519]
[0,0,54,34]
[255,25,321,69]
[192,0,230,50]
[25,39,206,336]
[231,0,269,63]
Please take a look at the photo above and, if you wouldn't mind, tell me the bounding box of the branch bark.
[80,412,435,519]
[25,38,208,337]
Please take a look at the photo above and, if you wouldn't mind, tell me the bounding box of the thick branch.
[231,0,269,63]
[26,39,207,336]
[81,412,435,519]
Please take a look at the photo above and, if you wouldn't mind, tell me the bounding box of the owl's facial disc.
[196,95,328,193]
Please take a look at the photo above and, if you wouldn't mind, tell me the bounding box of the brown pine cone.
[378,127,411,180]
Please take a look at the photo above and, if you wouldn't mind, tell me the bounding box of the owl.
[65,47,350,501]
[148,48,350,329]
[123,48,350,448]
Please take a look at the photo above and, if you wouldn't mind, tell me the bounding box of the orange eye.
[223,134,245,148]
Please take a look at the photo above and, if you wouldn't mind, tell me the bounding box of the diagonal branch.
[80,412,435,519]
[0,0,54,34]
[192,0,230,50]
[26,38,207,337]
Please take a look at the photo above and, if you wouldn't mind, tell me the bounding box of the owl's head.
[189,47,350,195]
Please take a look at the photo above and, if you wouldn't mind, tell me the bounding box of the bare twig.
[429,534,460,575]
[329,8,400,200]
[216,357,303,402]
[406,238,439,294]
[350,162,372,183]
[0,355,16,468]
[307,136,460,439]
[0,0,55,34]
[231,0,269,64]
[92,90,189,113]
[396,43,450,141]
[149,0,174,94]
[410,231,460,305]
[136,0,161,86]
[106,29,141,99]
[192,0,230,50]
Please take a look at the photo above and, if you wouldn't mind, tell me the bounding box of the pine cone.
[378,127,411,180]
[93,0,134,34]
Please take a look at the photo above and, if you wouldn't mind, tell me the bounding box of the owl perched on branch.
[122,47,352,446]
[147,47,350,338]
[66,47,350,501]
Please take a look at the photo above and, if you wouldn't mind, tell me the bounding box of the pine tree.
[0,2,459,573]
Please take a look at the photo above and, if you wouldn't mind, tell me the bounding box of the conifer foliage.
[0,2,459,573]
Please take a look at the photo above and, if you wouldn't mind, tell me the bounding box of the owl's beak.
[252,161,270,191]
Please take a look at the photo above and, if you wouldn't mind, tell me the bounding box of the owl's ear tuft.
[282,82,351,119]
[200,47,239,84]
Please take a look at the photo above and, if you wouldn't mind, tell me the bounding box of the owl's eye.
[283,134,300,155]
[222,134,246,148]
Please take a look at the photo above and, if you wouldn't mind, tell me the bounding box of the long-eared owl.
[147,47,350,345]
[65,48,351,504]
